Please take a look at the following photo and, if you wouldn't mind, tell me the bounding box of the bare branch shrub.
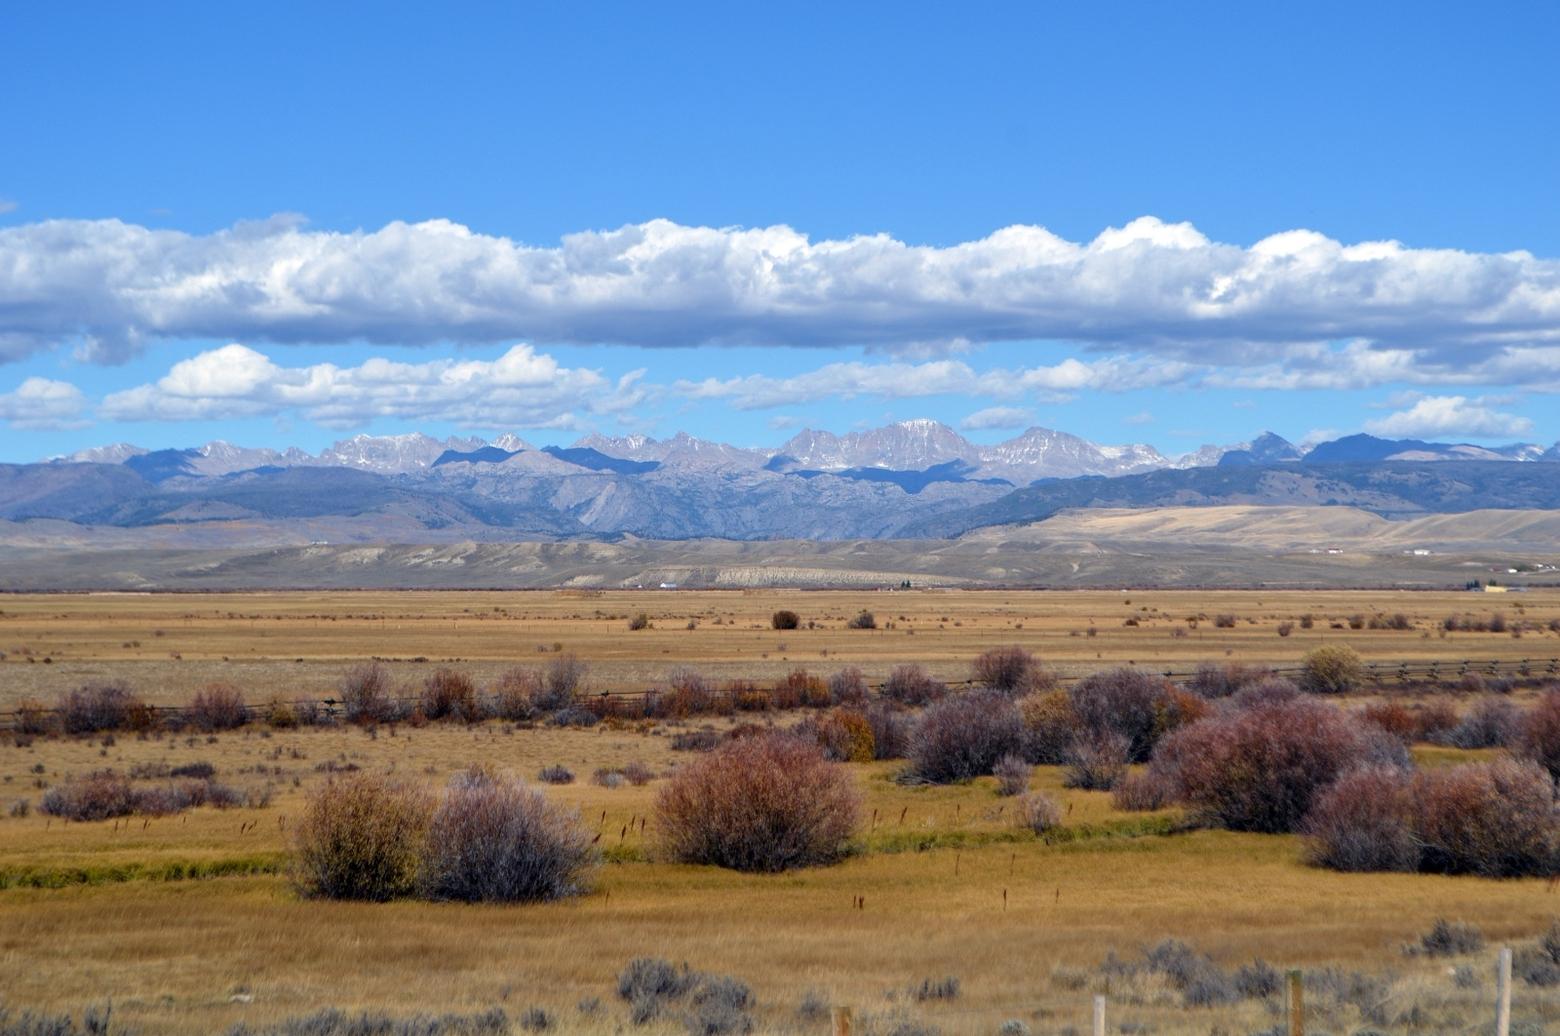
[420,668,480,722]
[187,682,247,731]
[655,733,861,872]
[881,664,946,705]
[421,768,597,902]
[340,663,392,724]
[909,690,1025,783]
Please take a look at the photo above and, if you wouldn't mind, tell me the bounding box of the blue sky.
[2,0,1559,460]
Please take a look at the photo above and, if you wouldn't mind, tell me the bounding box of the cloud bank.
[4,215,1560,369]
[99,343,645,429]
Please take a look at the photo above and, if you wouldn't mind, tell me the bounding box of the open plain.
[2,589,1558,1034]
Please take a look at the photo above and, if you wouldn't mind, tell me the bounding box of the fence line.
[2,656,1557,729]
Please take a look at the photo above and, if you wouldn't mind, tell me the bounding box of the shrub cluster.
[40,770,243,821]
[972,646,1053,694]
[617,958,754,1032]
[187,682,247,731]
[827,667,870,705]
[1069,668,1202,763]
[1306,758,1559,877]
[341,663,394,724]
[421,668,480,722]
[422,769,597,902]
[293,770,598,901]
[908,690,1025,782]
[1150,697,1376,832]
[882,664,946,705]
[771,609,801,630]
[60,681,153,734]
[1520,688,1560,779]
[654,733,861,871]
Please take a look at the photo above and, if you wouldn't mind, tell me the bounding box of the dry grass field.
[2,590,1558,1034]
[3,587,1560,708]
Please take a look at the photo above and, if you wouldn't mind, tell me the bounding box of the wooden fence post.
[1287,969,1304,1036]
[1092,994,1105,1036]
[1496,946,1512,1036]
[831,1006,852,1036]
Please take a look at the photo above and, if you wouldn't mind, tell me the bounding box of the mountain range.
[53,421,1560,481]
[1,420,1556,546]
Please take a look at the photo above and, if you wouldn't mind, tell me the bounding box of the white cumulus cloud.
[1364,395,1534,439]
[99,343,647,430]
[2,214,1559,373]
[960,406,1035,431]
[0,376,88,429]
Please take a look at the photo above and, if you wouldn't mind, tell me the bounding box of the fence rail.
[3,656,1557,730]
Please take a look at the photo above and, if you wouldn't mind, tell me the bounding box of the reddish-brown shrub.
[771,609,801,630]
[340,662,393,724]
[39,771,240,820]
[882,664,946,706]
[420,768,597,902]
[14,698,54,736]
[655,733,861,872]
[1069,668,1179,762]
[420,668,480,722]
[1360,701,1418,741]
[187,682,247,731]
[1186,663,1271,699]
[39,771,136,820]
[1412,697,1461,741]
[1017,689,1077,764]
[773,669,830,709]
[658,667,715,717]
[827,667,870,705]
[864,702,911,760]
[493,667,543,721]
[292,774,433,900]
[972,646,1036,692]
[1228,676,1303,709]
[1151,698,1374,833]
[1303,766,1418,872]
[59,681,151,734]
[1112,770,1173,811]
[1412,758,1558,877]
[1519,688,1560,780]
[1063,732,1131,790]
[909,690,1025,783]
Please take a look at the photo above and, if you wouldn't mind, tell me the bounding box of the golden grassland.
[3,587,1560,707]
[1,590,1559,1033]
[1,720,1556,1034]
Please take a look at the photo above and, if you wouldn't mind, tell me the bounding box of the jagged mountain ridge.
[56,421,1559,482]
